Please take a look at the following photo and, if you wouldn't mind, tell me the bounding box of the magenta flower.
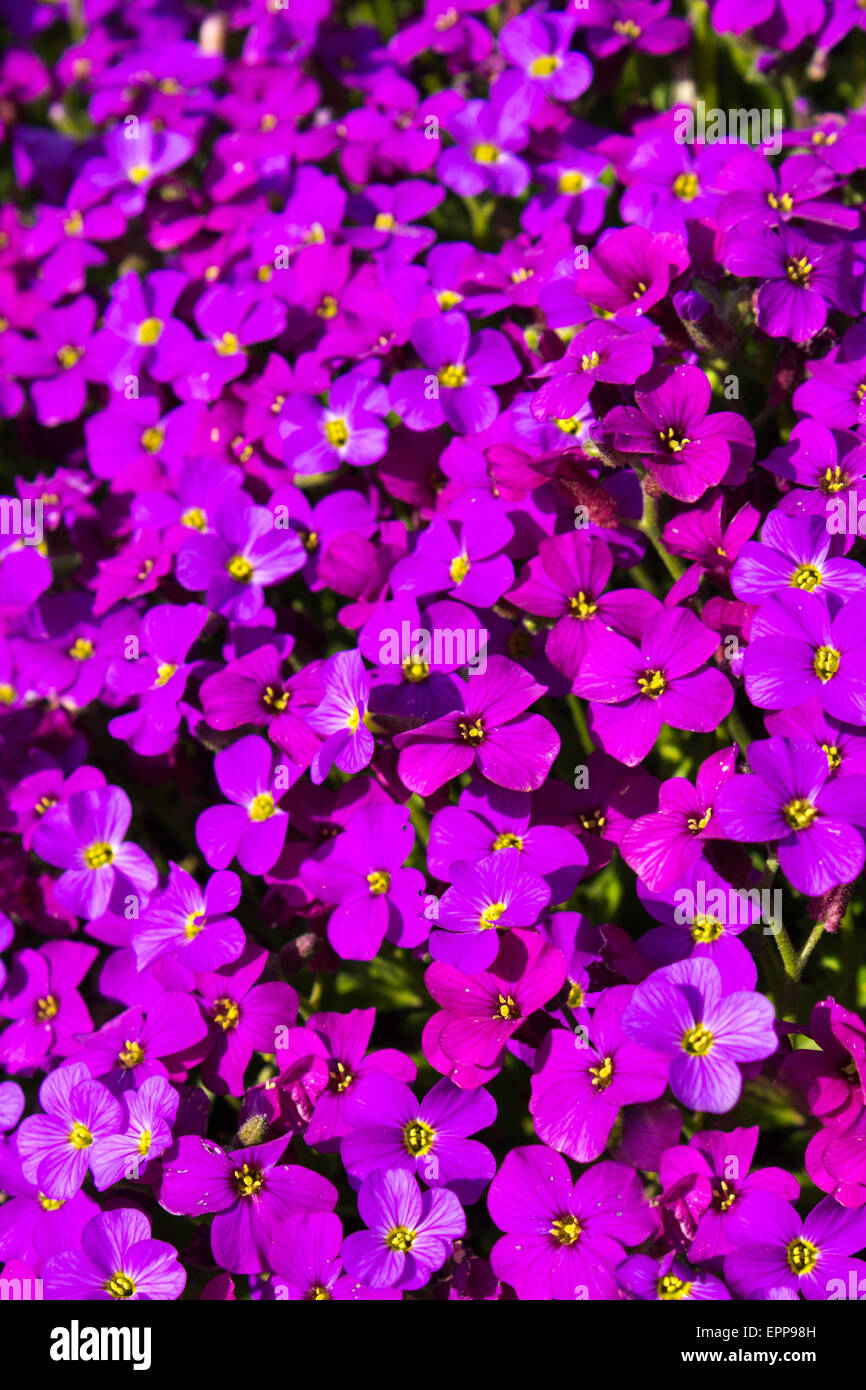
[341,1169,465,1290]
[622,958,778,1111]
[195,735,297,875]
[159,1132,336,1274]
[43,1208,186,1301]
[32,786,158,921]
[394,656,560,794]
[488,1146,656,1300]
[17,1063,122,1199]
[575,607,733,767]
[390,310,520,434]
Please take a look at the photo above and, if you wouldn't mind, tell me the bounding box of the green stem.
[638,485,686,581]
[795,922,825,981]
[566,694,595,757]
[725,703,753,753]
[409,794,430,848]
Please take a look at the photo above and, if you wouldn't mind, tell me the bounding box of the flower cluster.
[2,0,866,1305]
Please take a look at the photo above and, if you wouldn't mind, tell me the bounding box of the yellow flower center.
[127,164,152,184]
[403,1120,436,1157]
[233,1162,264,1197]
[589,1056,614,1090]
[36,994,59,1021]
[786,256,813,286]
[550,1215,581,1246]
[154,663,176,686]
[141,426,165,454]
[184,911,205,939]
[569,591,597,619]
[682,1023,714,1056]
[558,170,585,194]
[822,742,842,771]
[63,210,84,236]
[659,426,691,453]
[786,1238,819,1275]
[672,172,699,202]
[367,870,391,895]
[530,54,559,76]
[57,344,83,369]
[814,645,840,681]
[227,554,254,582]
[450,554,471,583]
[638,668,667,698]
[213,996,240,1030]
[767,192,794,212]
[472,143,500,164]
[567,981,584,1008]
[39,1194,64,1211]
[84,841,114,870]
[438,363,467,389]
[479,900,507,929]
[138,1130,152,1156]
[402,658,429,682]
[317,294,338,319]
[324,417,349,447]
[385,1226,416,1252]
[613,18,641,36]
[69,637,94,660]
[106,1272,136,1299]
[791,563,822,591]
[658,1274,692,1300]
[496,992,520,1020]
[579,809,606,835]
[69,1121,93,1150]
[686,808,713,832]
[458,717,485,743]
[493,832,523,852]
[118,1040,144,1069]
[374,212,396,231]
[691,915,724,943]
[136,317,164,346]
[783,797,819,830]
[249,791,276,821]
[216,331,240,356]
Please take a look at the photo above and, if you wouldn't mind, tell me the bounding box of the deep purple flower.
[32,786,158,921]
[341,1169,465,1290]
[43,1207,186,1301]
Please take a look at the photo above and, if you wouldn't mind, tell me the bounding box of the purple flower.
[341,1169,465,1290]
[530,986,670,1162]
[131,864,245,973]
[488,1146,656,1300]
[618,1251,730,1301]
[724,1194,866,1300]
[430,848,551,973]
[73,992,207,1097]
[280,368,390,475]
[424,928,567,1078]
[17,1063,122,1199]
[620,745,738,891]
[659,1125,799,1262]
[299,802,426,961]
[744,591,866,723]
[723,223,857,342]
[270,1212,401,1300]
[195,947,299,1097]
[342,1074,496,1203]
[575,607,733,767]
[390,310,520,435]
[605,365,755,503]
[195,735,296,875]
[160,1132,336,1275]
[621,957,778,1112]
[308,649,375,784]
[714,736,866,894]
[394,656,560,794]
[176,500,305,623]
[43,1207,186,1301]
[390,503,514,607]
[438,90,531,199]
[531,321,655,422]
[80,120,195,215]
[199,640,322,769]
[732,509,866,605]
[32,785,158,921]
[428,780,586,904]
[88,1076,179,1191]
[0,941,96,1073]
